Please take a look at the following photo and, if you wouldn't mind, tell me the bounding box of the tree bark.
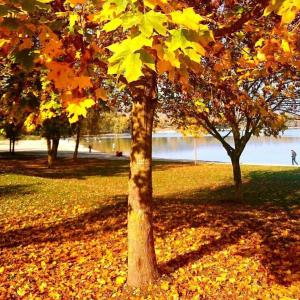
[230,154,243,201]
[12,138,15,155]
[127,82,159,287]
[73,121,81,160]
[47,138,53,169]
[53,138,59,160]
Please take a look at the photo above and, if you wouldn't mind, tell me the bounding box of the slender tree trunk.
[230,154,243,201]
[73,122,81,160]
[9,138,12,154]
[47,138,53,169]
[12,138,15,155]
[194,138,198,165]
[53,138,59,160]
[127,85,159,287]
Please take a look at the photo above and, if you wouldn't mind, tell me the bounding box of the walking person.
[291,150,298,165]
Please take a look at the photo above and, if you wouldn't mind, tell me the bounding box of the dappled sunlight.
[155,202,299,287]
[0,158,299,298]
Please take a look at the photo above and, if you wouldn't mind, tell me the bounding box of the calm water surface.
[82,129,300,165]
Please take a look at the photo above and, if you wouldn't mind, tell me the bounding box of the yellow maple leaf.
[49,291,61,300]
[161,281,169,291]
[115,276,126,285]
[170,8,204,31]
[281,39,290,52]
[17,287,26,297]
[39,282,47,293]
[41,261,46,269]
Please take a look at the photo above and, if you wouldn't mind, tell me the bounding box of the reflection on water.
[82,129,300,165]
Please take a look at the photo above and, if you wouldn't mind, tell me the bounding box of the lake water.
[82,129,300,165]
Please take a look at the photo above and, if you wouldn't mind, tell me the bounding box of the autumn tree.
[1,0,300,288]
[162,2,300,200]
[0,60,41,153]
[0,123,21,154]
[96,2,218,285]
[40,117,72,167]
[163,71,299,200]
[88,0,289,285]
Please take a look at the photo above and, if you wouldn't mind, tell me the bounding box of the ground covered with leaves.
[0,154,299,299]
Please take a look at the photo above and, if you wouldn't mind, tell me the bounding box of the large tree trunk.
[230,154,243,201]
[127,83,159,287]
[47,138,54,169]
[73,121,81,160]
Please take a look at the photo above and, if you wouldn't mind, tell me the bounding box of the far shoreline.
[0,139,299,168]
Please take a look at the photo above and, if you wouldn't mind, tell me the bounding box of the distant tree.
[1,122,22,154]
[164,68,299,200]
[40,117,72,168]
[73,119,82,160]
[81,111,130,136]
[0,61,41,154]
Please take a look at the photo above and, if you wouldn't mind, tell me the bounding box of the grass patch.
[0,154,299,299]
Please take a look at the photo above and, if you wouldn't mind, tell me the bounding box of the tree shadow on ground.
[0,168,299,286]
[0,184,37,198]
[0,153,129,179]
[156,168,300,286]
[0,153,182,179]
[0,195,128,250]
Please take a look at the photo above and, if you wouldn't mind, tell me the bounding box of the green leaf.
[140,10,168,37]
[139,50,156,71]
[166,29,206,57]
[170,8,204,31]
[103,18,123,32]
[108,34,152,57]
[121,12,142,30]
[123,53,143,82]
[107,34,153,82]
